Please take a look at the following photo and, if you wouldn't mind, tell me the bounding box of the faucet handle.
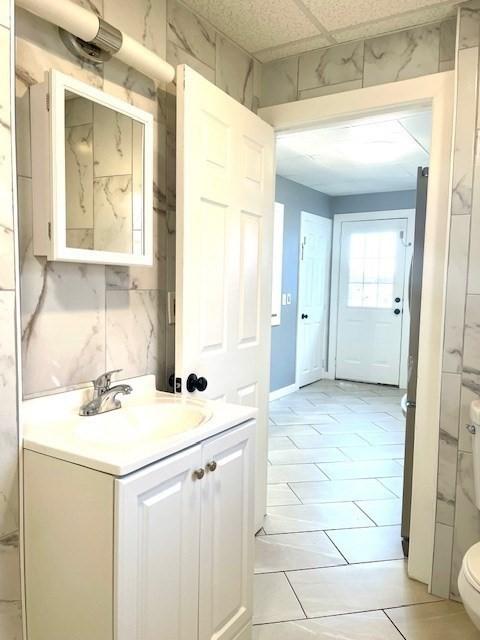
[92,369,122,393]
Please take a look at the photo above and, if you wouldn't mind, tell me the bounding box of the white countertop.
[22,375,256,476]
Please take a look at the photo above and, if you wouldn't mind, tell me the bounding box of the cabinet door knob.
[206,461,217,472]
[193,468,205,480]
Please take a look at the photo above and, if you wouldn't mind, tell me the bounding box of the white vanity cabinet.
[24,420,255,640]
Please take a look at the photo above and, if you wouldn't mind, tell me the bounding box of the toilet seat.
[463,542,480,592]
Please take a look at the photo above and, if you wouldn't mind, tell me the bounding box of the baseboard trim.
[269,383,299,401]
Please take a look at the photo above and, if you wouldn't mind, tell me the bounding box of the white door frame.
[295,211,332,388]
[259,71,454,588]
[328,209,415,388]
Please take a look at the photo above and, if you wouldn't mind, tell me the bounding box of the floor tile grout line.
[376,478,402,499]
[382,608,408,639]
[284,569,309,620]
[255,553,409,575]
[253,594,440,626]
[258,521,402,537]
[323,529,351,565]
[351,500,379,527]
[261,522,401,536]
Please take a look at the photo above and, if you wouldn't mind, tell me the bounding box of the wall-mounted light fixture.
[16,0,175,84]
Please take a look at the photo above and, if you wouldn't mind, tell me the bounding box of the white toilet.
[458,400,480,629]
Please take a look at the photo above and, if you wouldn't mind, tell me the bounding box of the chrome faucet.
[79,369,133,417]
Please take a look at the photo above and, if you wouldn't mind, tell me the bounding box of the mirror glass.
[64,91,145,255]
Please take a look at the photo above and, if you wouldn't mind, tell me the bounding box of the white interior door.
[335,217,408,385]
[176,65,275,531]
[296,212,332,387]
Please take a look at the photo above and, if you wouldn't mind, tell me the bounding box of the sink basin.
[75,397,212,446]
[22,375,256,476]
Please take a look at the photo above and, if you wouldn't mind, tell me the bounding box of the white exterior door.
[176,65,275,530]
[335,217,408,385]
[296,212,332,387]
[115,446,202,640]
[199,422,255,640]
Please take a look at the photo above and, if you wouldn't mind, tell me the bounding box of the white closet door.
[296,212,332,387]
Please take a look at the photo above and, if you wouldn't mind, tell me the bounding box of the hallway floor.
[253,379,480,639]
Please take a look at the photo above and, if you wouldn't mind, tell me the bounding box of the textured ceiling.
[276,110,432,196]
[179,0,461,62]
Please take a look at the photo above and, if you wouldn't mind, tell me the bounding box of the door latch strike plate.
[175,377,182,393]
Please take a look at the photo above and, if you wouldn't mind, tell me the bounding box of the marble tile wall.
[0,0,22,637]
[260,18,456,107]
[15,0,261,399]
[432,0,480,602]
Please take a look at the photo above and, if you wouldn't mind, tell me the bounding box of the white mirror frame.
[30,69,154,266]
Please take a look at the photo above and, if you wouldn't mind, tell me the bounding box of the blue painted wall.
[270,176,332,392]
[270,180,417,393]
[331,190,416,214]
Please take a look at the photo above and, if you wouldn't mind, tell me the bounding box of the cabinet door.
[199,421,255,640]
[115,445,202,640]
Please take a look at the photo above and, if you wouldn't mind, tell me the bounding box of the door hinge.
[47,222,51,239]
[46,93,50,112]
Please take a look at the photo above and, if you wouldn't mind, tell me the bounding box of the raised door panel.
[115,446,202,640]
[199,421,255,640]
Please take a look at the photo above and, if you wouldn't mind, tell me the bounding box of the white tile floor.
[254,379,480,639]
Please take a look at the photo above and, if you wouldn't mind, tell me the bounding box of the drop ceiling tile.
[254,35,333,63]
[332,4,457,43]
[301,0,459,32]
[199,0,321,53]
[276,112,431,197]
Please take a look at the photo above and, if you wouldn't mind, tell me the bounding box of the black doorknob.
[394,308,401,315]
[395,297,401,303]
[186,373,208,393]
[301,313,309,319]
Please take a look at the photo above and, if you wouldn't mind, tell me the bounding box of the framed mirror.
[30,70,154,266]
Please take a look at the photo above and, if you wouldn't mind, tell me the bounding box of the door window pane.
[346,230,397,308]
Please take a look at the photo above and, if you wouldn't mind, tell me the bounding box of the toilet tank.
[470,400,480,510]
